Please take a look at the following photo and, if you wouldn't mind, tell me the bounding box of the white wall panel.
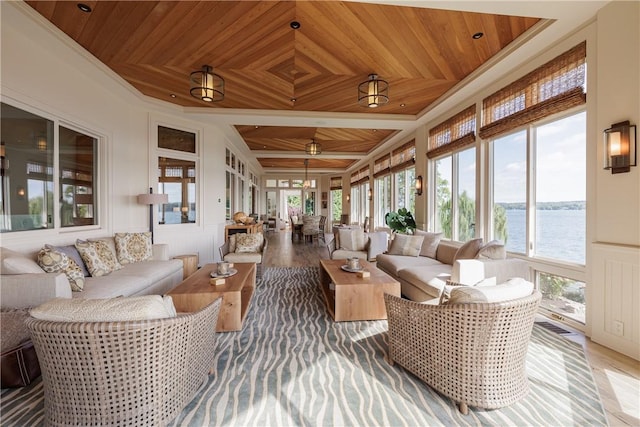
[591,243,640,360]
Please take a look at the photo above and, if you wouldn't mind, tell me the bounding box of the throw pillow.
[235,232,264,253]
[477,240,506,260]
[387,234,424,257]
[447,277,534,304]
[37,247,85,292]
[338,228,367,251]
[75,239,118,277]
[45,244,90,277]
[114,232,153,264]
[453,238,484,263]
[414,230,443,258]
[30,295,177,322]
[0,248,43,275]
[228,234,237,253]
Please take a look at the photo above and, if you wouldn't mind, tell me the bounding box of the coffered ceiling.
[25,1,543,173]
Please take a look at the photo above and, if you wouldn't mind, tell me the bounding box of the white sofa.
[376,236,530,303]
[1,239,183,309]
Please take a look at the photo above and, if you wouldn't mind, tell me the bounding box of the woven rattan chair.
[384,291,541,415]
[25,298,222,426]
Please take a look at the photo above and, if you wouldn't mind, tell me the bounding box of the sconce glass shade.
[358,74,389,108]
[367,188,372,201]
[305,140,322,156]
[37,136,47,151]
[190,65,224,102]
[415,175,423,196]
[604,121,636,174]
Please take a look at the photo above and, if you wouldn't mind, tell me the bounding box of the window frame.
[1,99,106,236]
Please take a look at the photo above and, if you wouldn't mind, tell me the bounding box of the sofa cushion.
[447,277,534,304]
[46,244,90,277]
[235,233,264,253]
[453,238,484,263]
[414,230,443,258]
[338,228,367,251]
[30,295,177,322]
[397,264,452,298]
[376,253,442,276]
[0,248,43,275]
[387,234,424,256]
[37,247,85,292]
[76,240,118,277]
[228,234,237,253]
[477,240,506,260]
[114,232,153,264]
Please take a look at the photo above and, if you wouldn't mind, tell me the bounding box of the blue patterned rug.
[1,267,608,426]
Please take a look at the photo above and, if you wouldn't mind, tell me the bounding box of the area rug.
[1,267,608,426]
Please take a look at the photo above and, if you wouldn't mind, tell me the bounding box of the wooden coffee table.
[319,259,400,321]
[167,262,256,332]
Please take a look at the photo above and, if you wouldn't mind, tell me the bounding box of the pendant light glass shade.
[190,65,224,102]
[305,139,322,156]
[358,74,389,108]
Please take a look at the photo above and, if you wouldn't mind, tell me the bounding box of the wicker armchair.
[384,291,541,414]
[26,298,222,426]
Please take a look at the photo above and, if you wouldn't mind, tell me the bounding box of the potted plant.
[385,208,416,234]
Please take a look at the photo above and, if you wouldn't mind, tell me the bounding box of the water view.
[503,208,586,264]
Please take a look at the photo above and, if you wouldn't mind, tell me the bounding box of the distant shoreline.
[497,201,586,210]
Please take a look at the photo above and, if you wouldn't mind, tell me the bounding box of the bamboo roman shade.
[350,166,370,185]
[427,105,476,159]
[330,176,342,190]
[390,140,415,172]
[479,42,586,139]
[373,154,391,178]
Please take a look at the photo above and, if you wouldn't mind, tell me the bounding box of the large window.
[157,125,198,225]
[434,157,452,237]
[535,113,586,264]
[374,175,391,228]
[1,102,98,232]
[492,131,527,253]
[394,167,415,213]
[329,176,342,224]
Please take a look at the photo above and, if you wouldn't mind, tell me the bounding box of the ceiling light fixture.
[472,32,484,39]
[77,3,92,13]
[190,65,224,102]
[290,21,301,30]
[358,73,389,108]
[305,139,322,156]
[303,159,311,189]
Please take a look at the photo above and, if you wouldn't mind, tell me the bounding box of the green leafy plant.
[385,208,416,234]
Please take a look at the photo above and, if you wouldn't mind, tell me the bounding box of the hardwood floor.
[262,229,640,426]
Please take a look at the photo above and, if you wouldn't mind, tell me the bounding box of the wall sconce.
[17,186,25,199]
[367,188,373,201]
[346,194,350,203]
[604,120,636,174]
[36,136,48,151]
[415,175,423,196]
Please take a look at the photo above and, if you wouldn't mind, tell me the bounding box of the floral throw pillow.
[115,232,153,264]
[37,247,85,292]
[235,233,264,253]
[75,240,120,277]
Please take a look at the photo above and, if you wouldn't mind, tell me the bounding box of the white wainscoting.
[591,242,640,360]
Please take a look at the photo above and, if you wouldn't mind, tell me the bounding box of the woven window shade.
[373,154,391,178]
[330,176,342,190]
[350,171,359,185]
[391,140,416,172]
[427,105,476,159]
[480,42,586,140]
[353,166,370,185]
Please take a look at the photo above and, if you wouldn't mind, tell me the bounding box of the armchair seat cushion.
[223,252,263,264]
[331,249,368,260]
[30,295,177,322]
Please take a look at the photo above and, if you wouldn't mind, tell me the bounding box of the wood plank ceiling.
[26,1,540,172]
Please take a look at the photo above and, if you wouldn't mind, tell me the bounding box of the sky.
[439,111,586,204]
